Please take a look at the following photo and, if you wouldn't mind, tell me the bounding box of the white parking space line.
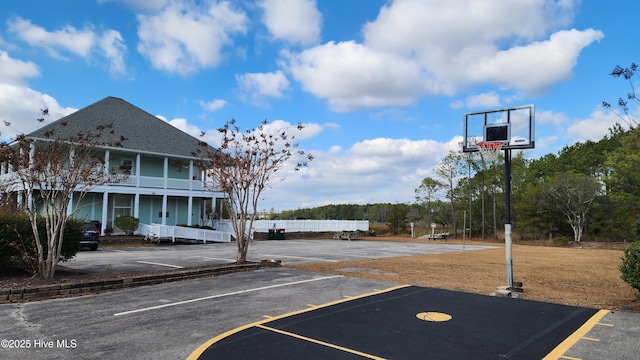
[257,254,339,262]
[113,275,343,316]
[137,261,184,269]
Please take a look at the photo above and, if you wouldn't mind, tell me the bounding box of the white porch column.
[135,154,141,187]
[163,156,168,189]
[187,196,193,226]
[101,191,109,234]
[189,160,194,191]
[134,193,140,219]
[161,194,167,225]
[104,150,110,184]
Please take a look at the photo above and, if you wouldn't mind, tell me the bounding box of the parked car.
[81,221,100,251]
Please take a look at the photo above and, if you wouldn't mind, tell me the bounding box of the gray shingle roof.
[28,96,214,159]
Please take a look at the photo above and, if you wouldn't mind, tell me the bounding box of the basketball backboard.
[462,104,535,152]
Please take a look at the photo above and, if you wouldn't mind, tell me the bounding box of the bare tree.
[195,119,312,263]
[414,177,441,228]
[541,173,601,242]
[434,151,463,238]
[603,62,638,127]
[0,111,125,278]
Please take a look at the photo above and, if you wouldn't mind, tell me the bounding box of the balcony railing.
[108,174,211,191]
[1,171,213,192]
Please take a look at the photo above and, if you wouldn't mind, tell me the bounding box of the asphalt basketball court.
[189,285,604,360]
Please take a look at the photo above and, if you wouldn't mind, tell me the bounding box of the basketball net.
[475,141,504,164]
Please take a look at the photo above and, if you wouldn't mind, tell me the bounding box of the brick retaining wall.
[0,263,266,304]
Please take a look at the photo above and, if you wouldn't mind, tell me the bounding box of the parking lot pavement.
[64,240,499,274]
[3,240,639,359]
[0,268,400,360]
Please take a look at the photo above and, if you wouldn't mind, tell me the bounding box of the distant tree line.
[271,123,639,242]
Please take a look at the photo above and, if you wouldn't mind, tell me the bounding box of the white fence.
[137,223,231,243]
[252,220,369,233]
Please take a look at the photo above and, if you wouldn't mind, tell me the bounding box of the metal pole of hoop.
[504,147,513,290]
[477,141,513,289]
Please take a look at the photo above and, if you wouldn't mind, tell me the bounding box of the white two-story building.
[1,96,226,235]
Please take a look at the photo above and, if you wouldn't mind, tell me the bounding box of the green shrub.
[0,212,81,272]
[114,215,139,235]
[551,236,569,247]
[634,218,640,242]
[60,218,82,260]
[620,241,640,295]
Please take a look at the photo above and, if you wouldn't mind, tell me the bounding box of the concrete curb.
[0,262,270,304]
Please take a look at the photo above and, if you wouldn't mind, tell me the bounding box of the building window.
[118,158,133,174]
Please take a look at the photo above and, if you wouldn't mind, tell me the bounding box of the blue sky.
[0,0,638,212]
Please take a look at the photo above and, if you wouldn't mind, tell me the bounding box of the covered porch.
[74,192,226,235]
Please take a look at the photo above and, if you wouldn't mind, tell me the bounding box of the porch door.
[111,195,133,231]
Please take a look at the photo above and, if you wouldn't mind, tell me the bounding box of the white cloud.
[328,145,342,154]
[469,29,604,93]
[0,83,76,141]
[450,92,502,110]
[97,29,128,76]
[362,0,603,93]
[7,17,128,76]
[567,108,628,142]
[0,52,76,142]
[199,99,227,111]
[239,119,324,142]
[8,17,95,59]
[537,109,569,126]
[136,1,248,75]
[283,41,437,112]
[258,0,322,46]
[0,50,40,85]
[163,117,202,137]
[236,71,290,101]
[282,0,602,112]
[259,136,461,210]
[363,0,575,57]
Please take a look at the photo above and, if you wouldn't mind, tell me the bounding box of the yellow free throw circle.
[416,312,452,322]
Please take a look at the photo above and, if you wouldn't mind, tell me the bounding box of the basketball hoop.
[476,141,504,163]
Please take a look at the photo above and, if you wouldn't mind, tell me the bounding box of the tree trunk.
[492,190,498,241]
[481,175,486,239]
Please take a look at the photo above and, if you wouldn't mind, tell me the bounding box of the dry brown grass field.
[2,225,638,312]
[288,228,640,313]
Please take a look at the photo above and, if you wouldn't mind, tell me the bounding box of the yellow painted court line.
[256,324,386,360]
[542,309,610,360]
[187,284,409,360]
[596,322,614,327]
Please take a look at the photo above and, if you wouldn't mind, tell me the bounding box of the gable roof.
[27,96,214,159]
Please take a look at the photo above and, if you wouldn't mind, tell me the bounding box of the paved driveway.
[63,240,498,273]
[1,240,638,359]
